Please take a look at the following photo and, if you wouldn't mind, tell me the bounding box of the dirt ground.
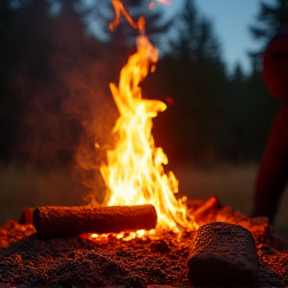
[0,202,288,288]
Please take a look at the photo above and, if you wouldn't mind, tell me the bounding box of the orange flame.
[99,1,196,230]
[109,0,138,31]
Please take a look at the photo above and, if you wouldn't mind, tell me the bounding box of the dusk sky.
[160,0,273,74]
[87,0,272,74]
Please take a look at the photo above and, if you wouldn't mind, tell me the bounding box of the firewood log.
[192,196,221,220]
[187,222,258,286]
[19,208,34,225]
[33,204,157,238]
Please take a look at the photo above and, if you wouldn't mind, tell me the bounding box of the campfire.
[1,198,288,287]
[100,0,194,232]
[1,1,288,287]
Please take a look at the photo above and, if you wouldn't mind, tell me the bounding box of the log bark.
[33,204,157,238]
[187,222,258,286]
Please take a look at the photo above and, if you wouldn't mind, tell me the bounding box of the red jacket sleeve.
[252,100,288,222]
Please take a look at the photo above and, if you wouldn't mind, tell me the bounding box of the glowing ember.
[90,229,153,242]
[149,2,155,10]
[149,0,171,8]
[154,0,171,5]
[97,0,197,231]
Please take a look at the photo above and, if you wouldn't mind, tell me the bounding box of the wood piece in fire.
[19,208,34,225]
[192,196,221,220]
[187,222,258,286]
[33,204,157,238]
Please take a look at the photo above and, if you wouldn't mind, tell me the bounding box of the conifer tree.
[249,0,288,71]
[155,0,228,165]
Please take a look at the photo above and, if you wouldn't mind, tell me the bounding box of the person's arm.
[252,102,288,223]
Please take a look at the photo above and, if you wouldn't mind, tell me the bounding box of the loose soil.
[0,202,288,288]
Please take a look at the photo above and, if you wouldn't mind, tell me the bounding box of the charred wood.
[19,208,34,225]
[33,204,157,238]
[192,196,221,220]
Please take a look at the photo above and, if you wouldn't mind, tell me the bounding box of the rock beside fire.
[33,204,157,238]
[187,222,258,286]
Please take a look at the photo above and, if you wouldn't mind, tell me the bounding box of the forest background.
[0,0,288,233]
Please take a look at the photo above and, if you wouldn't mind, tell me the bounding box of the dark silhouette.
[249,0,288,71]
[252,26,288,223]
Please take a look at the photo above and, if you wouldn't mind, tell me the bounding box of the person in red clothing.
[252,26,288,223]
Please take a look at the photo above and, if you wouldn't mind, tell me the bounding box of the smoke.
[0,2,132,206]
[0,1,167,205]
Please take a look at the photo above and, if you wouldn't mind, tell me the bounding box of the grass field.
[1,162,287,234]
[175,163,288,235]
[0,164,85,224]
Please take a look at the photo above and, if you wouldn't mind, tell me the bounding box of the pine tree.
[226,63,247,162]
[154,0,229,165]
[249,0,288,71]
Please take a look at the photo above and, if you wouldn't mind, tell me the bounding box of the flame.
[98,1,196,231]
[109,0,138,31]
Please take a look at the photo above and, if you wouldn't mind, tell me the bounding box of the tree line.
[0,0,287,170]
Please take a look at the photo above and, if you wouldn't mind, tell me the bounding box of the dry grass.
[1,163,287,234]
[0,164,85,224]
[174,162,288,234]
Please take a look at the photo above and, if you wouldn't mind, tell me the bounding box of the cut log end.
[33,204,157,238]
[187,222,258,286]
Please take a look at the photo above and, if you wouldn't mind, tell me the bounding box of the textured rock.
[187,222,258,286]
